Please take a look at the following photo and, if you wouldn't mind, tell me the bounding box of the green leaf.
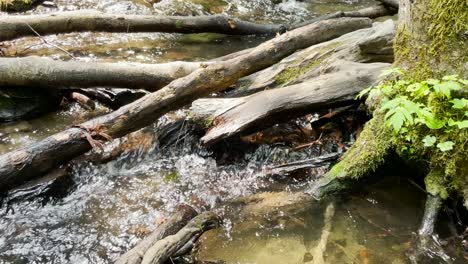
[437,141,454,152]
[386,111,405,132]
[380,67,403,77]
[451,98,467,109]
[456,120,468,129]
[422,135,437,147]
[442,75,459,81]
[425,79,440,86]
[357,86,373,99]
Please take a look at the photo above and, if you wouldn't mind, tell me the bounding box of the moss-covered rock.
[326,113,393,179]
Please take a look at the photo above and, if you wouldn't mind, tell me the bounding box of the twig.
[24,22,75,60]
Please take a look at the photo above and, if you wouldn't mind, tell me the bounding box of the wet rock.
[0,87,61,122]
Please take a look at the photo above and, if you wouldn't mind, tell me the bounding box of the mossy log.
[141,212,220,264]
[0,11,286,42]
[116,205,198,264]
[0,17,372,192]
[232,20,395,96]
[191,60,389,145]
[0,57,205,91]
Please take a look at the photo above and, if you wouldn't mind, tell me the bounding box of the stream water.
[0,1,467,263]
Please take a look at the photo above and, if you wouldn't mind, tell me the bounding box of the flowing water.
[0,1,466,263]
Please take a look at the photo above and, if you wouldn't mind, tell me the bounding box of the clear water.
[1,1,465,263]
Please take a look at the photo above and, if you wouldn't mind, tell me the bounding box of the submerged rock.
[0,87,61,121]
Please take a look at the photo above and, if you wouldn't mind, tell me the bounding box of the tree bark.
[141,212,220,264]
[0,17,372,192]
[0,57,206,91]
[192,60,388,145]
[0,11,285,42]
[116,205,198,264]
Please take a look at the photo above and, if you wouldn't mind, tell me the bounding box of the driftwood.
[0,57,205,91]
[0,17,372,192]
[141,212,220,264]
[191,60,389,146]
[116,205,198,264]
[0,11,285,42]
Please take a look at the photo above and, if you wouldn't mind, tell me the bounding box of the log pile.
[4,2,443,262]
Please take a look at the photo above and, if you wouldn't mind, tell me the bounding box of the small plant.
[359,69,468,198]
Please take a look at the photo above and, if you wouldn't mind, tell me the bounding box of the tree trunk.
[319,0,468,194]
[395,0,467,79]
[0,17,372,192]
[0,11,285,42]
[0,57,205,91]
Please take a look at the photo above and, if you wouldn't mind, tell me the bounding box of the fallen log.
[231,19,395,97]
[191,60,389,146]
[116,204,198,264]
[0,5,395,42]
[141,212,220,264]
[0,11,285,42]
[0,17,372,192]
[0,57,206,91]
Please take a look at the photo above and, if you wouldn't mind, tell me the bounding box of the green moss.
[326,113,393,179]
[275,41,343,85]
[275,60,322,85]
[189,0,228,13]
[179,33,226,44]
[164,171,179,183]
[394,0,468,80]
[425,168,448,199]
[175,20,185,29]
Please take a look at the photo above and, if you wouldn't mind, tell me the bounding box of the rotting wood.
[0,17,372,192]
[116,204,198,264]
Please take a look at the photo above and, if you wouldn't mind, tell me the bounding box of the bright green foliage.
[361,69,468,198]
